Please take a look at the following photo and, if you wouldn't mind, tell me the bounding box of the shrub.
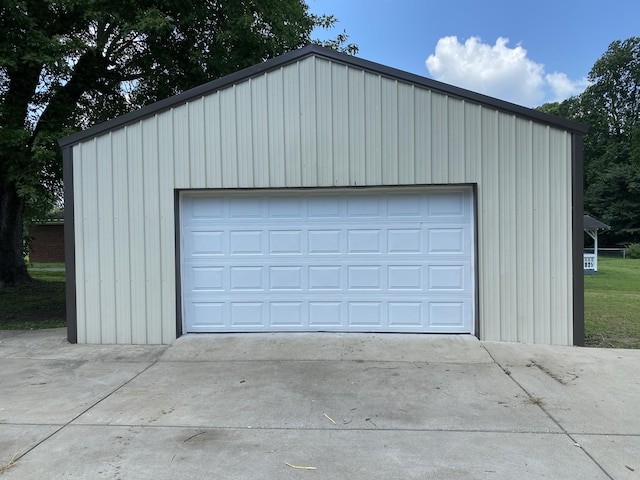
[625,243,640,258]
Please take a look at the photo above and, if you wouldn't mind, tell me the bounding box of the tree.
[538,37,640,245]
[0,0,357,286]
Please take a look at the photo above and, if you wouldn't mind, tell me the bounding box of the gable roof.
[584,215,610,230]
[59,44,588,149]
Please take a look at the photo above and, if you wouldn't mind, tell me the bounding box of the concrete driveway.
[1,329,639,479]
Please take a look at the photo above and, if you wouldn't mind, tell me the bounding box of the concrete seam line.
[479,343,615,480]
[52,424,571,435]
[8,359,160,465]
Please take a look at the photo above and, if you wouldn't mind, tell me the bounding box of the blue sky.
[308,0,639,107]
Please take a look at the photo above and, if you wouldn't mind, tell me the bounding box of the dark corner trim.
[572,134,585,346]
[62,147,78,344]
[174,190,183,339]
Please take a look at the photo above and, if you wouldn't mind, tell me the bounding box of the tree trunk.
[0,175,31,286]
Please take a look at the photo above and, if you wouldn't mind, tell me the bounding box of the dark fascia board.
[59,44,588,149]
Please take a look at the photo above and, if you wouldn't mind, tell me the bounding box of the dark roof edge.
[315,47,589,135]
[59,44,588,148]
[583,214,611,230]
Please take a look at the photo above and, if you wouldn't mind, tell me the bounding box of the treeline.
[538,37,640,246]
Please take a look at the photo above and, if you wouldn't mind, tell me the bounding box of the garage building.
[59,45,587,345]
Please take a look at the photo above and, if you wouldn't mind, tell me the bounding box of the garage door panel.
[230,302,264,326]
[347,229,382,254]
[387,194,423,218]
[388,302,423,326]
[347,266,382,290]
[388,228,422,254]
[191,266,224,291]
[269,230,303,255]
[308,197,341,218]
[269,266,303,291]
[270,302,304,326]
[230,266,264,291]
[229,230,263,255]
[309,302,343,326]
[427,227,467,254]
[188,230,225,256]
[181,188,474,333]
[188,302,225,330]
[308,230,341,254]
[428,301,470,329]
[268,197,303,219]
[190,197,224,219]
[388,265,422,290]
[348,302,383,326]
[308,266,342,290]
[229,198,263,219]
[427,263,470,292]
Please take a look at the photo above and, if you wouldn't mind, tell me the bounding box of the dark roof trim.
[584,214,610,230]
[59,44,588,148]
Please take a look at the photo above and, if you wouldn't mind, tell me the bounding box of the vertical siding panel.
[397,83,415,184]
[548,130,558,343]
[284,64,302,186]
[235,81,254,187]
[364,73,382,184]
[381,79,398,184]
[480,109,500,340]
[81,140,101,343]
[300,58,318,187]
[431,93,448,183]
[348,68,366,185]
[464,103,481,182]
[96,135,116,343]
[220,88,239,187]
[111,129,132,343]
[267,68,286,186]
[142,117,162,343]
[73,145,86,343]
[205,94,223,188]
[498,115,517,341]
[532,125,551,343]
[251,76,270,188]
[157,112,177,343]
[414,89,431,183]
[515,120,535,343]
[448,99,465,182]
[188,100,206,188]
[315,59,333,186]
[331,63,349,184]
[127,123,147,344]
[172,106,190,188]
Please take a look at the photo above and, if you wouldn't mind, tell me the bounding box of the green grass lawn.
[0,268,66,330]
[584,257,640,349]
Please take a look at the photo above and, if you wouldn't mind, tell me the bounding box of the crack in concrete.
[480,343,614,480]
[527,360,579,385]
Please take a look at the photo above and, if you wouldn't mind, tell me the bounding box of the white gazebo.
[584,215,611,274]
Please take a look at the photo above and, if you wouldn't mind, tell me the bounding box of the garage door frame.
[175,185,479,337]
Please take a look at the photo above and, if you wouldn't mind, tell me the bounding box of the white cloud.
[425,36,588,107]
[545,72,590,103]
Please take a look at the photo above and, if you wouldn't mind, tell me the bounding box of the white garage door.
[180,188,475,333]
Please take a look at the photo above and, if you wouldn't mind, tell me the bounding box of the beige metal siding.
[72,55,574,345]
